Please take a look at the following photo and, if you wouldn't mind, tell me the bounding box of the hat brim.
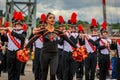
[91,28,98,31]
[59,24,66,27]
[101,30,108,33]
[100,29,108,33]
[15,20,23,25]
[68,24,77,27]
[39,24,46,26]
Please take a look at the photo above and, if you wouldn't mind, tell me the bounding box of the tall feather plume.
[71,12,77,19]
[59,16,65,24]
[91,18,98,27]
[117,39,120,44]
[78,24,84,32]
[12,11,18,19]
[40,14,46,23]
[16,12,24,21]
[4,21,10,28]
[22,23,27,31]
[70,12,77,24]
[102,21,107,30]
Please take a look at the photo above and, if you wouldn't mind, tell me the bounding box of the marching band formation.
[0,11,120,80]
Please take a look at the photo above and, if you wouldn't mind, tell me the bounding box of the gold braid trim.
[54,31,59,35]
[59,34,65,37]
[55,29,64,36]
[38,29,46,33]
[43,31,49,36]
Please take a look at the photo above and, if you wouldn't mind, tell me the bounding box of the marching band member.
[20,23,28,76]
[33,14,46,80]
[56,16,65,80]
[63,12,78,80]
[0,29,6,76]
[98,21,111,80]
[84,18,99,80]
[4,11,27,80]
[0,40,3,77]
[109,36,120,79]
[24,12,77,80]
[110,39,117,79]
[113,39,120,80]
[1,21,9,74]
[76,24,85,80]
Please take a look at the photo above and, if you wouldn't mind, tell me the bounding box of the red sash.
[100,39,110,52]
[77,41,80,47]
[117,39,120,45]
[8,32,21,48]
[39,36,43,42]
[86,38,96,52]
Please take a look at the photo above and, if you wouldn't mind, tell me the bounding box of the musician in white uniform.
[76,24,85,80]
[98,21,111,80]
[56,16,65,80]
[20,23,28,76]
[0,21,10,74]
[84,18,99,80]
[6,12,27,80]
[63,16,78,80]
[31,13,46,80]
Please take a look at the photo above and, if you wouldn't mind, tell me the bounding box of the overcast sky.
[0,0,120,24]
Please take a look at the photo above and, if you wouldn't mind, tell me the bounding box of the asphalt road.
[0,60,115,80]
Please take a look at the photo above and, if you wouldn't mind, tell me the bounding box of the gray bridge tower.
[5,0,37,36]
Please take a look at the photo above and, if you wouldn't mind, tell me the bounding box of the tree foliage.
[35,18,120,31]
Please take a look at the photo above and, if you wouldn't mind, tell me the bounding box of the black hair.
[45,12,54,21]
[67,20,76,25]
[45,12,55,25]
[58,21,65,25]
[78,31,85,34]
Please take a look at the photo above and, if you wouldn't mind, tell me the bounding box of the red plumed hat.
[101,21,108,33]
[12,11,18,19]
[39,14,46,26]
[58,16,65,26]
[90,18,98,30]
[40,14,46,23]
[22,23,27,31]
[102,21,107,30]
[12,11,19,22]
[15,12,24,25]
[59,16,65,24]
[91,18,98,27]
[117,39,120,45]
[16,12,24,21]
[71,12,77,19]
[78,24,84,33]
[70,12,77,25]
[4,21,10,28]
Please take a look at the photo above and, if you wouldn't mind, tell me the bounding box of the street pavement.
[0,60,116,80]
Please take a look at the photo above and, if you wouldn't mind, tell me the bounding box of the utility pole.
[0,10,3,27]
[102,0,107,22]
[102,0,113,34]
